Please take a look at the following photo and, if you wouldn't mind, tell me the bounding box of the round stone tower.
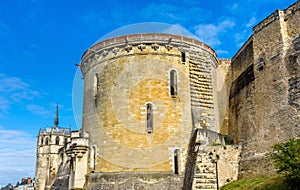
[79,24,219,189]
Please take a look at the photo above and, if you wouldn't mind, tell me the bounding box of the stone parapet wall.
[86,172,183,190]
[82,33,217,62]
[253,10,282,33]
[216,59,232,134]
[196,129,225,146]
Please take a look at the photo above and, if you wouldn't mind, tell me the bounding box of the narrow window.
[93,73,99,103]
[60,153,64,163]
[55,136,60,145]
[181,52,186,63]
[174,149,180,174]
[45,138,49,145]
[41,137,44,145]
[90,145,97,170]
[170,70,177,97]
[146,103,153,133]
[93,146,96,170]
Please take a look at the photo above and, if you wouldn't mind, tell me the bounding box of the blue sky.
[0,0,297,186]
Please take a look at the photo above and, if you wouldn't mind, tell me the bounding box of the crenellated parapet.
[80,33,218,76]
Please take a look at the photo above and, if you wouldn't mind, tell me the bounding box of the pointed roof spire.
[54,104,59,128]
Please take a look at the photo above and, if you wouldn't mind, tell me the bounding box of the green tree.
[268,138,300,189]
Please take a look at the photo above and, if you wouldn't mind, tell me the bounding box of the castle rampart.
[228,0,300,179]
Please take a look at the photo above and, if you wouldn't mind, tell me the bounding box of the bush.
[268,138,300,189]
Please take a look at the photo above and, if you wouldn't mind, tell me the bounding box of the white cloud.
[162,24,199,40]
[0,74,42,117]
[10,90,41,102]
[0,128,36,186]
[194,24,221,46]
[246,16,257,28]
[216,50,229,55]
[232,3,239,10]
[81,11,110,33]
[227,3,239,10]
[0,97,10,117]
[234,32,245,43]
[26,104,51,116]
[139,3,207,26]
[194,19,235,47]
[234,27,252,48]
[219,20,236,29]
[0,75,29,92]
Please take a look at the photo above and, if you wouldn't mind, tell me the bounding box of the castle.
[35,1,300,189]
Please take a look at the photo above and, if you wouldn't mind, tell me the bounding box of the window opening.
[181,52,186,62]
[55,136,60,145]
[45,138,49,145]
[174,149,180,174]
[146,103,153,133]
[170,70,177,97]
[93,73,99,104]
[93,146,96,170]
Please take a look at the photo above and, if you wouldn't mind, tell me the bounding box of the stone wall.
[285,1,300,115]
[228,38,254,145]
[228,1,300,179]
[189,50,218,131]
[190,130,241,190]
[86,172,182,190]
[201,145,241,188]
[217,59,232,135]
[82,36,192,174]
[80,34,219,189]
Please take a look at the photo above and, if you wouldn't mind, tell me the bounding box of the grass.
[220,175,290,190]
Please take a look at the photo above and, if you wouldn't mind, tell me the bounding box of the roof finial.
[54,104,59,128]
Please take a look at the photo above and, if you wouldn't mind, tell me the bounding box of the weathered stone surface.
[80,34,219,189]
[87,172,183,190]
[228,1,300,179]
[193,145,241,189]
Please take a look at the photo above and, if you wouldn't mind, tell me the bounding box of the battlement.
[231,35,253,63]
[284,0,300,16]
[253,10,282,33]
[40,126,71,135]
[218,58,231,65]
[81,33,217,61]
[253,1,300,33]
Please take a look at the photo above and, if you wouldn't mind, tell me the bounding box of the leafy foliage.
[268,138,300,189]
